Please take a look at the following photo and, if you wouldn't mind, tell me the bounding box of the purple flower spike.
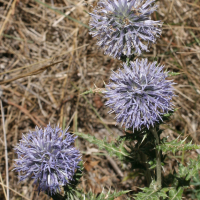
[14,124,81,195]
[89,0,162,58]
[104,59,175,131]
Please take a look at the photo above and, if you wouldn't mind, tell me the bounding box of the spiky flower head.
[14,124,81,195]
[89,0,162,58]
[104,59,175,131]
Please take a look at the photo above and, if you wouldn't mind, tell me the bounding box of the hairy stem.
[152,128,162,189]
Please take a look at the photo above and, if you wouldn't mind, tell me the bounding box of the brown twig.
[0,100,9,199]
[1,98,45,127]
[0,61,63,85]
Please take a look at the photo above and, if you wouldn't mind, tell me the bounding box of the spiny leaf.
[168,71,180,76]
[80,88,104,95]
[135,181,168,200]
[177,155,200,181]
[80,88,93,95]
[188,173,200,199]
[135,185,184,200]
[157,136,200,154]
[84,189,131,200]
[164,157,200,191]
[61,162,83,200]
[135,187,168,200]
[168,187,184,200]
[74,132,130,159]
[163,108,179,118]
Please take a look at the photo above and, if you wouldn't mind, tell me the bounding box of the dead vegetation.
[0,0,200,199]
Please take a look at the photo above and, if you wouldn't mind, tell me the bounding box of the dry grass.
[0,0,200,199]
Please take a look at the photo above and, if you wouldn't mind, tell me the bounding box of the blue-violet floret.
[89,0,162,58]
[14,124,81,195]
[104,59,175,131]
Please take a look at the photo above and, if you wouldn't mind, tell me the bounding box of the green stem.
[152,128,162,189]
[126,57,130,66]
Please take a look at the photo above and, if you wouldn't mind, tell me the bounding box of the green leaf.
[63,162,84,200]
[164,155,200,193]
[80,88,93,95]
[74,132,130,159]
[49,162,83,200]
[188,173,200,199]
[149,160,157,170]
[168,72,180,76]
[135,181,169,200]
[157,136,200,154]
[163,108,178,119]
[135,187,169,200]
[177,156,200,181]
[84,189,131,200]
[80,88,104,95]
[168,187,184,200]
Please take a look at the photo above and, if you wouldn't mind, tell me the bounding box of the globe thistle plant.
[104,59,175,131]
[14,124,81,195]
[89,0,162,58]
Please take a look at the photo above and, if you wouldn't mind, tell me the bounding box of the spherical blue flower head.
[14,124,81,195]
[104,59,175,131]
[90,0,162,58]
